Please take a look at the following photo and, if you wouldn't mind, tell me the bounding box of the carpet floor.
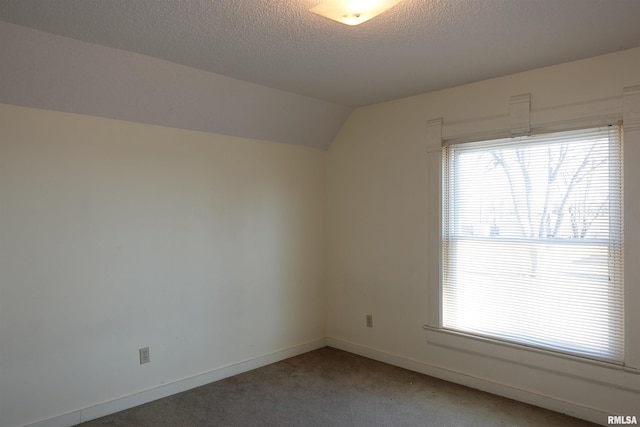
[80,347,597,426]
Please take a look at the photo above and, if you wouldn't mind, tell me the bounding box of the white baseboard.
[23,337,613,427]
[325,337,609,426]
[26,338,327,427]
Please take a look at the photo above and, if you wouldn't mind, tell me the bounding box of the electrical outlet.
[366,314,373,328]
[139,347,150,364]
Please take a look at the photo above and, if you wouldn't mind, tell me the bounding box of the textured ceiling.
[1,0,640,107]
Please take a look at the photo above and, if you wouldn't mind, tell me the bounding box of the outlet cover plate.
[139,347,150,364]
[366,314,373,328]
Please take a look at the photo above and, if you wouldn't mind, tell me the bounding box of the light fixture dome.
[310,0,402,26]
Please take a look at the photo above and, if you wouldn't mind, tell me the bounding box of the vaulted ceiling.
[2,1,640,148]
[3,0,640,107]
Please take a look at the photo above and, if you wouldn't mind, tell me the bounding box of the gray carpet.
[80,347,597,426]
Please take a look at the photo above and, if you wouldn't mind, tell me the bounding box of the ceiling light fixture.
[309,0,402,26]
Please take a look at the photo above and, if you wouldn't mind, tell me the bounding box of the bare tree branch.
[550,143,599,237]
[516,149,534,237]
[491,152,526,237]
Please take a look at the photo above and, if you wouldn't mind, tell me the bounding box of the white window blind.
[442,124,624,363]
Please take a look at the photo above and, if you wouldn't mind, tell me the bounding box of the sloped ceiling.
[2,0,640,148]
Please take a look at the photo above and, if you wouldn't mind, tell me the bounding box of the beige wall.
[0,105,327,427]
[326,47,640,423]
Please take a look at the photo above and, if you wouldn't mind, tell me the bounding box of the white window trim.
[425,87,640,387]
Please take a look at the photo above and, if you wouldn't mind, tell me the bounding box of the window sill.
[423,325,640,392]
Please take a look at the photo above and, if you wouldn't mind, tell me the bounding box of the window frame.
[425,112,640,377]
[441,124,624,364]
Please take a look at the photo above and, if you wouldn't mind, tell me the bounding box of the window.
[442,124,623,363]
